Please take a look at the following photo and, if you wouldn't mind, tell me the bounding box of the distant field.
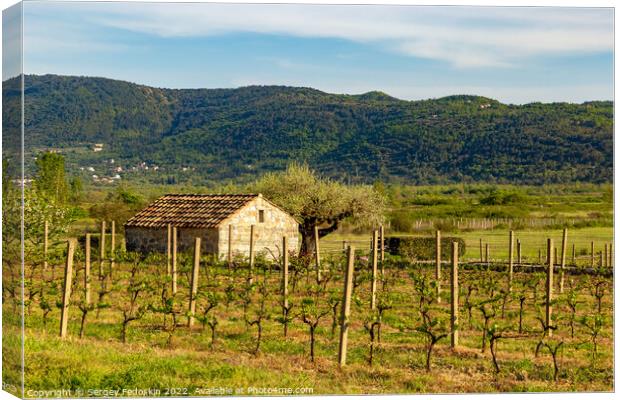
[321,227,614,263]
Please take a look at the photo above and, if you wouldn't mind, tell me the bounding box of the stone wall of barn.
[217,196,299,261]
[125,226,219,254]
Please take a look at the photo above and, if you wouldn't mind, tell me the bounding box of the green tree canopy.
[34,152,68,204]
[252,163,386,256]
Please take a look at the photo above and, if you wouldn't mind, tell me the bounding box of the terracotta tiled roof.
[125,194,259,228]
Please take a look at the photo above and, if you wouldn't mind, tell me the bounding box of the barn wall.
[217,197,299,260]
[125,226,219,254]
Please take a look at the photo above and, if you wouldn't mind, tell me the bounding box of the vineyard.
[3,225,614,396]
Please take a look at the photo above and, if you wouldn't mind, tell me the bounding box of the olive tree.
[252,163,386,256]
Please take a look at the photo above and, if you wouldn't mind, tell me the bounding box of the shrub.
[389,211,416,232]
[479,190,527,206]
[385,236,466,260]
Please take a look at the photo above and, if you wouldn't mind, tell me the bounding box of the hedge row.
[385,236,466,260]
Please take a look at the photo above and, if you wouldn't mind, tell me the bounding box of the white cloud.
[76,3,613,68]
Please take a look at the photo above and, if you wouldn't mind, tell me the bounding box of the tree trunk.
[481,319,489,353]
[490,340,500,373]
[210,324,216,348]
[519,301,524,334]
[426,342,434,371]
[309,326,316,362]
[552,354,559,381]
[299,226,316,257]
[121,320,128,343]
[254,323,262,355]
[369,327,375,367]
[298,221,340,257]
[80,310,88,338]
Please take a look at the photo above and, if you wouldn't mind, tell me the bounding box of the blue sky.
[8,2,615,104]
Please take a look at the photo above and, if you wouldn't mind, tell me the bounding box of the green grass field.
[320,227,613,263]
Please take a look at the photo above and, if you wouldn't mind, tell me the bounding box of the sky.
[4,2,615,104]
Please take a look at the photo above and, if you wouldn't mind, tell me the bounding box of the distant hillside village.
[76,143,196,185]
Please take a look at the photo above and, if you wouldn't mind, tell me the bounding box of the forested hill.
[3,74,613,185]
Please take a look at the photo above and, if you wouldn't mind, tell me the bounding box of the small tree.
[224,281,236,308]
[117,254,149,343]
[526,272,545,305]
[477,296,501,353]
[540,340,564,381]
[411,271,449,371]
[149,270,181,348]
[534,303,558,357]
[463,282,478,329]
[564,279,582,339]
[239,280,256,330]
[374,283,396,344]
[197,291,221,349]
[245,280,270,355]
[486,323,511,374]
[363,312,381,367]
[38,281,57,329]
[512,279,529,334]
[77,301,96,339]
[589,277,607,314]
[33,151,69,204]
[299,295,330,362]
[363,290,395,366]
[252,163,386,256]
[327,291,341,339]
[580,314,605,361]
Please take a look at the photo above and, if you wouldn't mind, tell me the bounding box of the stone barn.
[124,194,299,260]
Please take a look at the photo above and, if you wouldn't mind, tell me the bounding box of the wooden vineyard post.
[371,230,378,310]
[188,237,201,327]
[99,221,106,279]
[572,244,576,266]
[60,239,76,338]
[110,221,116,278]
[485,244,490,266]
[338,245,355,367]
[379,225,385,263]
[283,237,289,304]
[609,243,613,268]
[451,241,459,348]
[172,227,178,294]
[435,230,441,303]
[43,220,49,272]
[249,225,255,284]
[166,223,172,275]
[479,239,483,263]
[517,239,522,265]
[282,236,289,333]
[599,251,603,268]
[508,230,514,292]
[545,238,554,338]
[604,244,608,268]
[538,249,542,265]
[227,224,233,269]
[591,241,595,268]
[314,224,321,282]
[85,234,91,305]
[559,228,567,294]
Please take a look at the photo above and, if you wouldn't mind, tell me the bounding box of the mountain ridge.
[2,74,613,185]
